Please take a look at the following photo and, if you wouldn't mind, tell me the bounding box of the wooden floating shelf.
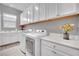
[21,12,79,26]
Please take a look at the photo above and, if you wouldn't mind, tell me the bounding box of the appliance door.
[26,37,35,56]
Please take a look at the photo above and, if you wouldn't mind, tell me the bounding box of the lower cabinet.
[0,34,2,45]
[41,43,65,56]
[20,33,26,53]
[0,32,21,46]
[41,40,79,56]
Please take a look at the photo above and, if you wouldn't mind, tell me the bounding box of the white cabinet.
[20,9,29,24]
[27,6,33,23]
[0,33,4,46]
[58,3,77,15]
[39,3,57,20]
[27,3,58,22]
[39,4,46,21]
[45,3,57,19]
[41,42,65,56]
[41,39,79,56]
[21,3,79,24]
[0,11,1,31]
[0,34,2,46]
[0,32,21,46]
[33,4,40,22]
[41,43,57,56]
[54,43,79,56]
[19,33,26,53]
[41,40,68,56]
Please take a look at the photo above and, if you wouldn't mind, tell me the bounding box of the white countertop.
[23,32,47,39]
[41,33,79,50]
[0,31,22,33]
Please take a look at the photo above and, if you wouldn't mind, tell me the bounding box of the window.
[3,13,17,28]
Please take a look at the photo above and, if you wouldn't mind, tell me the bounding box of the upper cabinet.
[20,9,28,24]
[33,4,40,22]
[39,3,46,21]
[36,3,57,21]
[0,7,1,31]
[58,3,77,15]
[27,6,34,23]
[45,3,57,19]
[21,3,79,24]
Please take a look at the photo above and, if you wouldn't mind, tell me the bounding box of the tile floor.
[0,43,25,56]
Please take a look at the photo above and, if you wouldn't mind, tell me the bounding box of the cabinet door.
[1,32,19,45]
[27,6,33,23]
[20,9,28,24]
[20,33,26,53]
[58,3,76,15]
[0,10,1,31]
[39,3,46,21]
[33,4,40,22]
[0,34,2,46]
[45,3,57,19]
[41,40,69,56]
[41,43,58,56]
[0,33,5,45]
[54,43,79,56]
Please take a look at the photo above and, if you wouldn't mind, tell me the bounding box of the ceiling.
[3,3,35,11]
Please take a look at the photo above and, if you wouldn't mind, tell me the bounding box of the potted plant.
[62,24,74,40]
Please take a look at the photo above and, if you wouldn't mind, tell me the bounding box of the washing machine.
[20,29,48,56]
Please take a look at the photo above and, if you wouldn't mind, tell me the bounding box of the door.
[26,37,35,56]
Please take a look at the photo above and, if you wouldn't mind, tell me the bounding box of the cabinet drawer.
[41,40,79,56]
[41,40,55,48]
[41,44,57,56]
[54,44,79,56]
[41,43,68,56]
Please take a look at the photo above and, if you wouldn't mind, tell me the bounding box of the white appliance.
[19,29,33,55]
[20,29,48,56]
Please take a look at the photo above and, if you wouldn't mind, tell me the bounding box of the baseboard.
[0,41,20,47]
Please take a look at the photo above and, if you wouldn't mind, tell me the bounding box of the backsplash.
[25,16,79,35]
